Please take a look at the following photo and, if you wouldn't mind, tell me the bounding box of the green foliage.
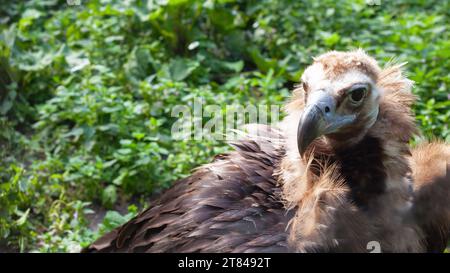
[0,0,448,252]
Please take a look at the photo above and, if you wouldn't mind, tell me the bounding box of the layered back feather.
[83,125,294,253]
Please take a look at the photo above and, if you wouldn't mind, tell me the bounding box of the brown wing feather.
[410,142,450,252]
[83,125,293,253]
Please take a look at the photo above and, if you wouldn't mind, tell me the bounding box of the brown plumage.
[85,125,293,252]
[83,50,450,253]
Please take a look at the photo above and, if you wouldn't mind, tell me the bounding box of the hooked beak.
[297,90,356,157]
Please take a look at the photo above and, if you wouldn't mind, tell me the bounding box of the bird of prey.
[83,50,450,253]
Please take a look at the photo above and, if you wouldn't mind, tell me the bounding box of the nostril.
[324,106,330,113]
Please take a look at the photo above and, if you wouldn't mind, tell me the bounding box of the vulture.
[83,50,450,253]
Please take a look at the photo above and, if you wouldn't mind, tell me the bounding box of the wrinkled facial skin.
[297,62,381,156]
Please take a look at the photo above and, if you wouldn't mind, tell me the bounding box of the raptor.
[84,50,450,253]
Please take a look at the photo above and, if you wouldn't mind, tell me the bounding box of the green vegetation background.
[0,0,449,252]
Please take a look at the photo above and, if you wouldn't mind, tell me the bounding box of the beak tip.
[297,140,307,158]
[297,108,320,159]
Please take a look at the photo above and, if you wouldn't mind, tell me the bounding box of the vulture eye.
[348,86,367,104]
[302,81,309,92]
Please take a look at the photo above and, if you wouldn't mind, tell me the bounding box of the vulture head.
[297,50,382,156]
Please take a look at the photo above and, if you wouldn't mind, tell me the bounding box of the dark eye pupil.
[302,82,308,91]
[351,88,365,102]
